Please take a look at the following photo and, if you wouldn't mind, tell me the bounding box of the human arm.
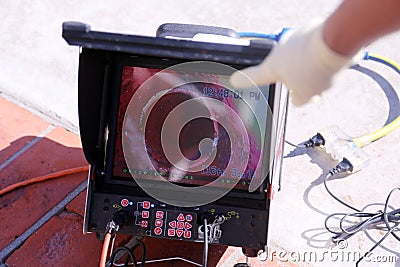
[325,0,400,56]
[230,0,400,105]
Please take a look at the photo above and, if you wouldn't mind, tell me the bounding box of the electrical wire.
[365,52,400,75]
[323,160,400,263]
[238,28,290,42]
[324,172,400,264]
[319,159,400,264]
[109,233,117,258]
[284,140,306,148]
[238,32,279,41]
[100,220,120,267]
[353,52,400,147]
[0,166,89,196]
[136,238,146,267]
[100,233,112,267]
[109,247,138,267]
[202,218,209,267]
[323,173,360,212]
[353,115,400,147]
[106,237,146,267]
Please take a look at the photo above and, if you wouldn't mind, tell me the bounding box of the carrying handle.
[156,23,240,39]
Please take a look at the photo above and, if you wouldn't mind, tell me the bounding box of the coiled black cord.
[108,237,146,267]
[324,174,400,265]
[109,246,138,267]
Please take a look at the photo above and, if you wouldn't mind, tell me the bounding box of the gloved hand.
[230,21,360,105]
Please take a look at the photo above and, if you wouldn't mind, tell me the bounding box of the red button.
[156,211,164,219]
[177,213,185,221]
[155,219,163,227]
[141,220,148,228]
[121,198,129,207]
[168,221,177,228]
[143,201,150,209]
[185,222,192,230]
[185,214,193,222]
[154,227,162,235]
[141,211,149,218]
[177,221,184,229]
[184,230,191,239]
[167,229,175,237]
[176,229,184,237]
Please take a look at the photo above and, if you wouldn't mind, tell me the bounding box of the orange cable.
[100,232,112,267]
[0,166,89,196]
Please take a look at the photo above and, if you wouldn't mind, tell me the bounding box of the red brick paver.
[0,98,50,164]
[0,127,87,251]
[0,97,298,267]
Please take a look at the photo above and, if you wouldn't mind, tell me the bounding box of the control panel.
[151,210,196,239]
[132,199,197,240]
[86,192,269,251]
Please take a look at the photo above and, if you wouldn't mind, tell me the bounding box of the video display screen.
[112,65,271,191]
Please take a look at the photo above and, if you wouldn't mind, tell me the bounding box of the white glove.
[230,21,359,105]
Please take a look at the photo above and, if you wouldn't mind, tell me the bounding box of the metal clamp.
[198,215,225,243]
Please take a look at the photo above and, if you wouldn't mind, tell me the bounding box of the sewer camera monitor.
[63,21,289,263]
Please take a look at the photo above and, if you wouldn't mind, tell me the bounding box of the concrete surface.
[1,0,400,266]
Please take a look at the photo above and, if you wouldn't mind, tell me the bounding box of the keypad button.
[177,221,184,229]
[155,219,163,227]
[141,211,149,218]
[156,211,164,219]
[177,213,185,221]
[143,201,151,209]
[176,229,184,237]
[184,230,191,239]
[184,222,192,230]
[167,229,175,237]
[168,221,177,228]
[154,227,162,235]
[185,214,193,222]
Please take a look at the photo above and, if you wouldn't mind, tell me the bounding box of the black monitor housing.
[62,21,289,257]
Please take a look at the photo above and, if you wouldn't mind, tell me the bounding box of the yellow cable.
[367,53,400,73]
[353,116,400,147]
[353,53,400,147]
